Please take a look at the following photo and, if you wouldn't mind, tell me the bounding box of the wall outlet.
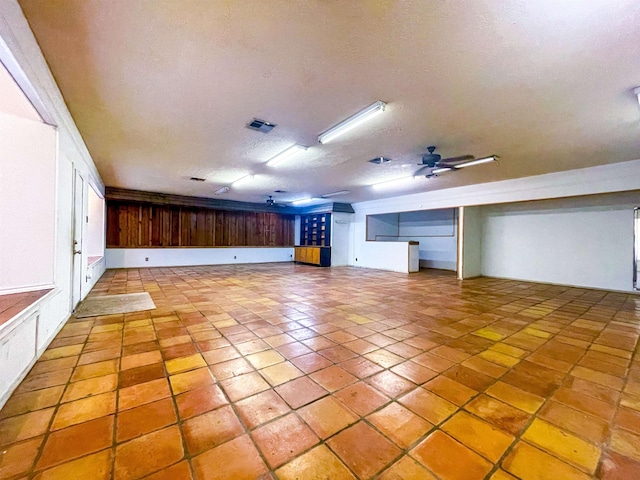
[145,257,149,262]
[234,255,237,259]
[355,258,358,261]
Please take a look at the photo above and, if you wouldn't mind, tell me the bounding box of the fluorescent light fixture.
[321,190,350,198]
[318,100,386,144]
[266,144,307,167]
[431,167,453,174]
[214,186,230,195]
[371,176,416,190]
[291,197,313,205]
[231,174,254,186]
[634,86,640,107]
[454,156,498,168]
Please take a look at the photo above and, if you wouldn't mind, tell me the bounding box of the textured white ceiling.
[18,0,640,205]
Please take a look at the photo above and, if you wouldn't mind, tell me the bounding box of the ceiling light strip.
[318,101,386,144]
[321,190,350,198]
[453,156,498,169]
[266,144,308,167]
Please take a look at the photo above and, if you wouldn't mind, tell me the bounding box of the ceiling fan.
[415,146,498,178]
[265,195,286,207]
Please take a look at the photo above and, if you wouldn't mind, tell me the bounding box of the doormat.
[74,292,156,318]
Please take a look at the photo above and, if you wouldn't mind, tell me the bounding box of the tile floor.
[1,264,639,480]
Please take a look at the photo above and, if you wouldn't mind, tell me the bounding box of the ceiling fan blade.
[438,155,474,166]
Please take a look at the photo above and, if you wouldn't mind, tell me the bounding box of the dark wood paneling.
[106,200,295,248]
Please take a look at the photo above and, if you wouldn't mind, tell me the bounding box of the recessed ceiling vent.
[368,156,392,165]
[274,189,287,193]
[247,118,276,133]
[189,177,206,182]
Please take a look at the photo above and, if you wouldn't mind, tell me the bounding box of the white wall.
[366,213,399,240]
[354,241,413,273]
[106,247,295,268]
[331,212,353,266]
[0,1,105,408]
[481,194,637,292]
[0,111,56,293]
[460,206,482,279]
[87,184,105,257]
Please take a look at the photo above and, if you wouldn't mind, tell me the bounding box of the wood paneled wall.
[106,201,295,248]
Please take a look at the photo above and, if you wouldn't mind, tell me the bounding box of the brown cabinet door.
[310,247,320,265]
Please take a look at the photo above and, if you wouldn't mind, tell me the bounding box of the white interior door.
[71,169,84,309]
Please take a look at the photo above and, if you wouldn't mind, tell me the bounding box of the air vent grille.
[247,118,276,133]
[189,177,206,182]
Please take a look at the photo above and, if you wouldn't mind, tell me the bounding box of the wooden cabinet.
[294,246,331,267]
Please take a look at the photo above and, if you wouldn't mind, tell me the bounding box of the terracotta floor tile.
[165,354,206,374]
[182,405,244,455]
[275,376,328,409]
[37,415,114,470]
[442,411,514,462]
[71,359,119,382]
[5,265,640,480]
[598,450,640,480]
[219,371,270,401]
[143,460,193,480]
[118,378,171,411]
[201,345,241,365]
[275,445,355,480]
[116,398,177,442]
[121,350,162,371]
[615,407,640,436]
[298,397,358,439]
[485,381,544,414]
[411,430,492,480]
[235,389,291,429]
[364,349,405,368]
[246,350,285,369]
[192,435,268,480]
[15,369,72,394]
[114,425,184,480]
[553,386,617,421]
[30,356,78,375]
[252,413,319,468]
[424,375,477,406]
[399,387,458,424]
[0,436,42,478]
[169,367,214,394]
[367,402,433,448]
[367,370,416,398]
[538,400,608,444]
[502,441,592,480]
[443,364,495,391]
[209,357,254,380]
[378,456,437,480]
[61,374,118,403]
[334,381,389,416]
[610,428,640,462]
[464,394,530,435]
[0,386,63,420]
[259,361,304,386]
[176,384,228,420]
[390,360,438,384]
[119,363,166,388]
[32,449,111,480]
[327,421,401,478]
[290,352,332,374]
[51,391,116,430]
[309,365,357,392]
[521,418,601,473]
